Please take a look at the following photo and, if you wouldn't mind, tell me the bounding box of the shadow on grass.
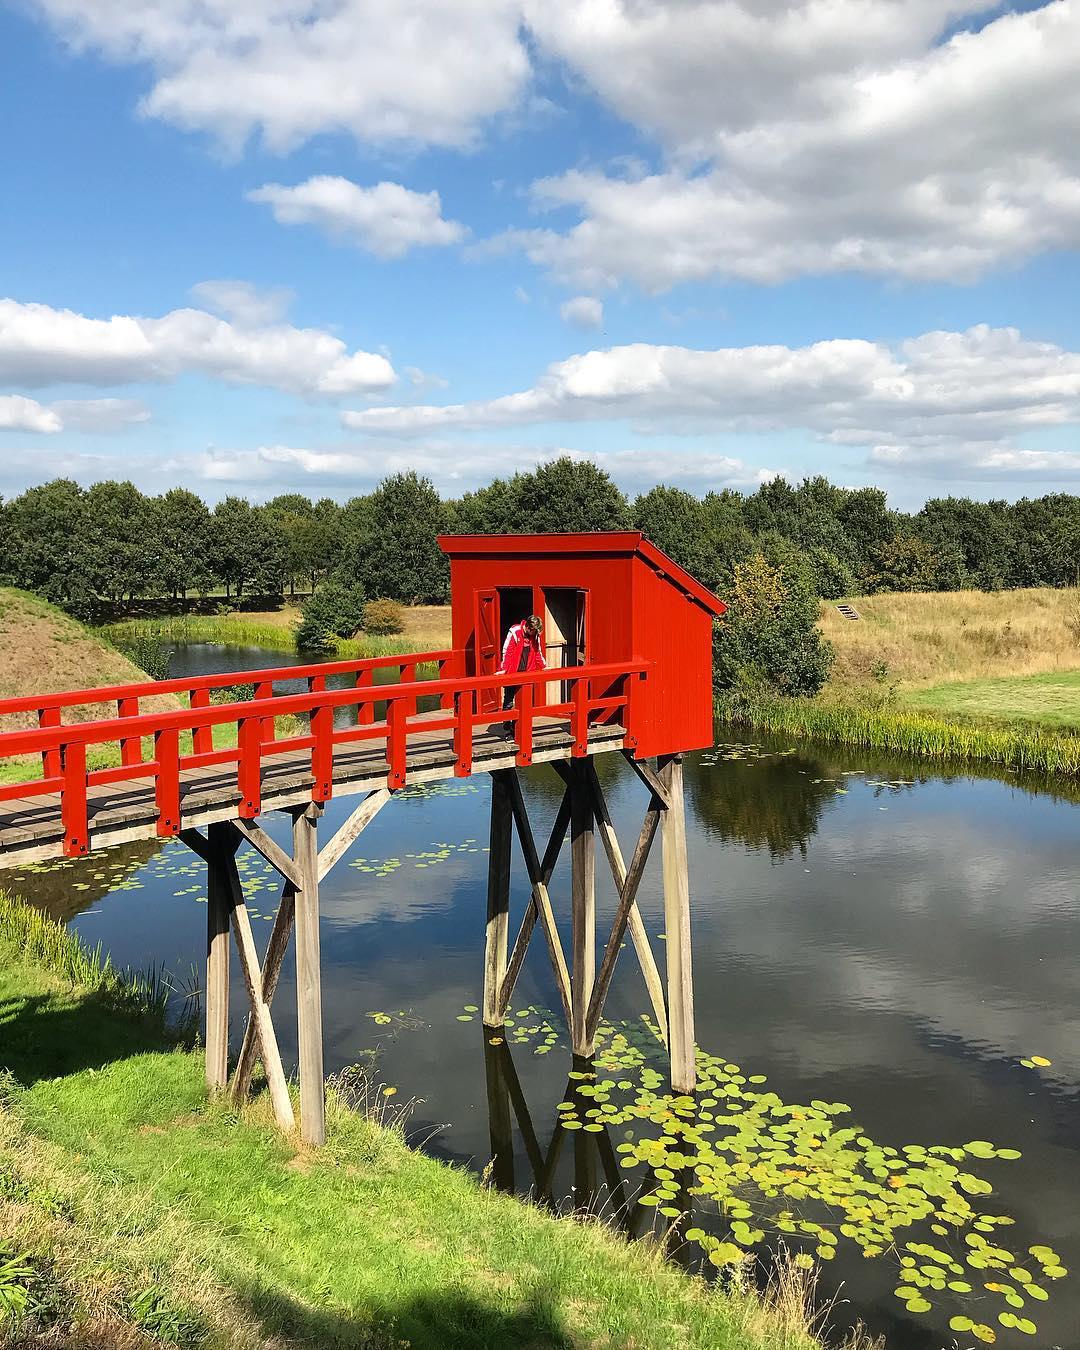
[0,990,172,1086]
[238,1282,574,1350]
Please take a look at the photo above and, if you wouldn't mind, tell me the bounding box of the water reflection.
[11,644,1080,1350]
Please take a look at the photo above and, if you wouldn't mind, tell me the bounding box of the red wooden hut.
[438,531,726,759]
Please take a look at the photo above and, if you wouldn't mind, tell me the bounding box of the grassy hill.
[0,588,178,734]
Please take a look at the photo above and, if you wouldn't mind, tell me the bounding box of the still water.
[19,644,1080,1348]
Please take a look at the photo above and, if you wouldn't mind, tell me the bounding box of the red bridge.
[0,533,724,1146]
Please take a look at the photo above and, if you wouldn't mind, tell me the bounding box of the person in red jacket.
[496,614,545,738]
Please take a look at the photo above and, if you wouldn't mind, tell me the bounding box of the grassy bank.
[0,894,826,1350]
[100,606,452,661]
[729,589,1080,774]
[719,690,1080,777]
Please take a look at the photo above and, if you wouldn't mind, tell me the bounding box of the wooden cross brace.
[181,786,393,1145]
[482,758,671,1064]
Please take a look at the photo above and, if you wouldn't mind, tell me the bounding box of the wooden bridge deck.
[0,713,626,869]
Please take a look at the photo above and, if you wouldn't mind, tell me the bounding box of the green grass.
[718,690,1080,778]
[904,670,1080,730]
[100,615,440,661]
[0,895,824,1350]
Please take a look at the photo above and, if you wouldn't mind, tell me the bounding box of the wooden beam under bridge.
[176,746,697,1148]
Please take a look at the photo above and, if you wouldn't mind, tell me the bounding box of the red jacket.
[497,622,546,675]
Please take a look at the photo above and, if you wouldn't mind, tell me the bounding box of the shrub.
[713,552,834,701]
[361,598,404,635]
[295,580,366,653]
[113,633,172,681]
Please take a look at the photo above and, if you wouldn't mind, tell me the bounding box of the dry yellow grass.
[0,589,181,734]
[821,587,1080,691]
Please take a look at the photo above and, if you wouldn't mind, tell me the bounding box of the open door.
[544,588,588,704]
[475,588,500,713]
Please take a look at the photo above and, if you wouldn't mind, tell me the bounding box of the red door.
[475,588,500,712]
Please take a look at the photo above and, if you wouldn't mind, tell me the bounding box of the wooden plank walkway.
[0,713,626,869]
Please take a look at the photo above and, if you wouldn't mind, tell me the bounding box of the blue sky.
[1,0,1078,509]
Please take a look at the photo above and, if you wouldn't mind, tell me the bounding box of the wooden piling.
[205,823,232,1091]
[483,771,513,1027]
[293,804,325,1146]
[569,762,596,1058]
[659,755,695,1092]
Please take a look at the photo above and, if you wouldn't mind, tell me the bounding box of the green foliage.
[296,579,368,652]
[632,485,715,582]
[111,632,173,681]
[362,597,405,635]
[154,487,216,599]
[211,496,288,599]
[806,546,855,600]
[713,553,834,699]
[341,472,450,604]
[866,533,944,593]
[451,456,631,536]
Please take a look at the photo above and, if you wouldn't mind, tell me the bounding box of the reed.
[718,691,1080,777]
[0,890,192,1030]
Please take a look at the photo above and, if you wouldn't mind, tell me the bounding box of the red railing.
[0,652,647,857]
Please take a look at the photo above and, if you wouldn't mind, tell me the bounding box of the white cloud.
[512,0,1080,287]
[29,0,528,153]
[184,440,770,496]
[50,398,151,432]
[0,298,395,398]
[0,394,62,433]
[559,295,603,329]
[189,279,294,327]
[341,324,1080,480]
[248,178,466,259]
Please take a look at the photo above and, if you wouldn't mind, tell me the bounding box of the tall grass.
[0,890,194,1032]
[100,614,439,660]
[718,691,1080,777]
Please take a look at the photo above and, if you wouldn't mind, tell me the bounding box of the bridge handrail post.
[309,673,333,803]
[386,697,407,789]
[570,676,589,756]
[117,696,142,767]
[237,715,262,817]
[515,683,534,767]
[154,727,181,836]
[60,740,89,856]
[189,687,214,755]
[356,669,375,725]
[254,681,274,744]
[37,706,62,780]
[453,688,473,775]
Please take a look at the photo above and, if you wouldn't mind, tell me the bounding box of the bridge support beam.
[659,755,695,1093]
[569,763,596,1059]
[204,825,232,1093]
[293,803,325,1147]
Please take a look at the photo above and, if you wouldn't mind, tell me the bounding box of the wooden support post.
[219,837,295,1133]
[293,804,325,1146]
[500,774,573,1028]
[232,789,391,1103]
[569,762,596,1058]
[205,822,233,1092]
[584,761,669,1044]
[231,882,295,1102]
[483,771,513,1027]
[659,755,695,1093]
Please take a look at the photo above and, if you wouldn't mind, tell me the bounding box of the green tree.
[211,497,287,598]
[343,473,450,603]
[81,481,157,603]
[632,485,714,582]
[513,457,631,533]
[866,533,944,593]
[153,488,215,599]
[713,551,834,698]
[4,479,92,610]
[295,579,367,652]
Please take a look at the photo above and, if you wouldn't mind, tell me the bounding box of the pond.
[16,643,1080,1349]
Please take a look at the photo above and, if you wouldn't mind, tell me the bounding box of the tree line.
[4,461,1080,621]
